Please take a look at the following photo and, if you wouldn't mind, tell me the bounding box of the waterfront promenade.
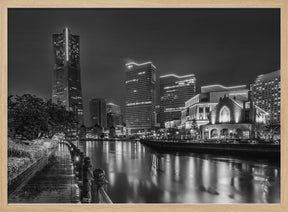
[9,143,80,203]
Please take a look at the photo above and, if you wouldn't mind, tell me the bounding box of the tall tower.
[52,27,83,124]
[251,70,280,124]
[125,61,157,134]
[160,74,196,128]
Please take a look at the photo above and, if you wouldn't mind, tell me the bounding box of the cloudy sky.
[8,9,280,126]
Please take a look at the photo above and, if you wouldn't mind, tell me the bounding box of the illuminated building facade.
[52,27,83,124]
[181,84,249,128]
[160,74,196,128]
[250,70,280,124]
[90,98,107,128]
[125,61,157,133]
[201,96,268,139]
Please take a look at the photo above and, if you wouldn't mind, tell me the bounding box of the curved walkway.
[9,143,80,203]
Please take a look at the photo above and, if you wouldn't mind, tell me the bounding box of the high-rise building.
[125,61,157,133]
[107,102,122,128]
[52,27,83,124]
[90,98,107,128]
[251,70,280,124]
[160,74,196,128]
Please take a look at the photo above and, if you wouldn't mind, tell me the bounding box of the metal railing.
[60,140,113,204]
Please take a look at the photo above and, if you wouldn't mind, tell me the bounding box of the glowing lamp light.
[74,156,80,162]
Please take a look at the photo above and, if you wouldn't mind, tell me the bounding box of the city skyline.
[8,9,280,126]
[7,8,281,205]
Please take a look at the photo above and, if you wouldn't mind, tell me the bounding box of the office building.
[125,61,157,133]
[107,102,122,128]
[160,74,196,128]
[250,70,280,124]
[90,98,107,128]
[52,27,83,124]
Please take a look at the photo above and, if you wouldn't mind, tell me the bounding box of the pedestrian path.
[9,143,80,203]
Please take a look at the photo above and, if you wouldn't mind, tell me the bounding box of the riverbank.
[8,136,60,194]
[140,139,280,161]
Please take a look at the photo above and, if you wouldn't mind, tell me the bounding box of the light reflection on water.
[80,140,280,204]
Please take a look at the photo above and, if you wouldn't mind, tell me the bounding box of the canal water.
[79,140,280,204]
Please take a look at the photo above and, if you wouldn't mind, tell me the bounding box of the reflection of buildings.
[125,61,157,134]
[160,74,196,128]
[250,70,280,124]
[181,84,249,129]
[52,27,83,124]
[89,98,107,128]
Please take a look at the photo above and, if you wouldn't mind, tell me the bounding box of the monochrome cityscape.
[8,9,280,204]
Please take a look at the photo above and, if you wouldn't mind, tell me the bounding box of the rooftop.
[255,70,280,82]
[201,84,247,93]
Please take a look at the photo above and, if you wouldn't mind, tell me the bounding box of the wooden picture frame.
[0,0,287,211]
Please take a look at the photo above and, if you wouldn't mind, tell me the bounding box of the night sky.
[8,9,280,126]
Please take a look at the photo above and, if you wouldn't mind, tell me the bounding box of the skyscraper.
[107,102,122,128]
[251,70,280,124]
[52,27,83,124]
[89,98,107,128]
[125,61,157,133]
[160,74,196,128]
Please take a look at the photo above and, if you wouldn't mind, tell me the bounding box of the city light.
[201,84,246,90]
[65,27,69,61]
[125,79,139,84]
[125,61,156,69]
[126,101,152,106]
[160,74,195,79]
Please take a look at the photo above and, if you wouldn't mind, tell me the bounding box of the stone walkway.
[9,143,80,204]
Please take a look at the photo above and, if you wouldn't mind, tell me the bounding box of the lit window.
[219,106,230,123]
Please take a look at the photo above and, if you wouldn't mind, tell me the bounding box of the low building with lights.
[181,84,249,129]
[200,95,268,139]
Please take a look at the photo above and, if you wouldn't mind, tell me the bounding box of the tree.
[190,119,199,139]
[261,123,280,141]
[109,126,116,138]
[8,94,77,140]
[92,124,103,138]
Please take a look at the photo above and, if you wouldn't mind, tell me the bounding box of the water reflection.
[80,140,280,203]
